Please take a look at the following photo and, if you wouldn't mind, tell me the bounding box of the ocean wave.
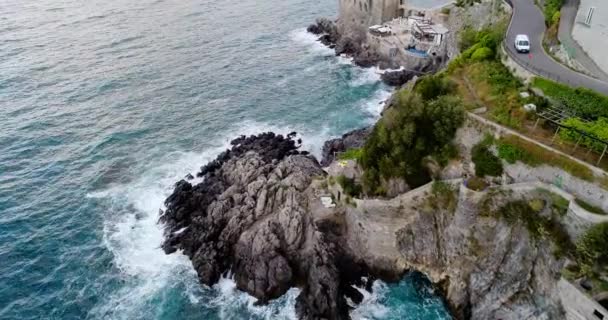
[289,28,334,56]
[361,89,393,120]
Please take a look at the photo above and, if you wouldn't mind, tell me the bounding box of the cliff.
[160,132,569,319]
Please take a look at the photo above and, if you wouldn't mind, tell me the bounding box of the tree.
[360,89,465,194]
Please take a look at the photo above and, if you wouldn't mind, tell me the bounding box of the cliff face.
[160,132,568,320]
[395,184,565,319]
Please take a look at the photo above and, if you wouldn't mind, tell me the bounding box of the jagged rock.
[395,186,566,319]
[160,133,386,320]
[320,127,372,167]
[381,69,417,86]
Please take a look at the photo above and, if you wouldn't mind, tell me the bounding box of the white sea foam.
[289,28,334,56]
[349,67,382,87]
[86,120,334,319]
[361,89,393,120]
[351,281,391,320]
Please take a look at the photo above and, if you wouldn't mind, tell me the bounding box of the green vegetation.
[451,23,527,128]
[575,198,607,215]
[427,181,458,212]
[466,176,488,191]
[497,135,594,181]
[454,0,481,7]
[440,7,451,15]
[576,222,608,273]
[495,200,575,257]
[532,77,608,120]
[339,148,363,161]
[542,0,563,26]
[560,117,608,153]
[359,76,465,195]
[471,143,504,177]
[336,175,362,198]
[433,143,460,167]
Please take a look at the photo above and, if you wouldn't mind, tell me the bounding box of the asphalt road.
[505,0,608,95]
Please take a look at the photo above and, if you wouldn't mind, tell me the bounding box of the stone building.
[338,0,402,39]
[572,0,608,74]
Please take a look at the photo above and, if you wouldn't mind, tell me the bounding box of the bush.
[441,7,451,15]
[471,47,494,61]
[532,77,608,120]
[414,74,455,101]
[336,175,362,198]
[543,0,564,26]
[360,91,465,194]
[466,176,488,191]
[577,222,608,267]
[472,143,504,177]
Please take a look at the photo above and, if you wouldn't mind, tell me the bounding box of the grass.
[339,148,363,161]
[532,77,608,120]
[497,135,595,182]
[450,61,525,128]
[575,198,607,215]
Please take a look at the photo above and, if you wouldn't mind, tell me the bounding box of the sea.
[0,0,452,319]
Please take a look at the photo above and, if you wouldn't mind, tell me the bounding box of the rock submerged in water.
[160,132,386,319]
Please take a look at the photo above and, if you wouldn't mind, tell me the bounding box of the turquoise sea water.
[0,0,451,319]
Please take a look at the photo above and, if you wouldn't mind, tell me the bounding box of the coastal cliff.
[160,131,569,319]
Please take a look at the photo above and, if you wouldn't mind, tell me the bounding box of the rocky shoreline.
[160,133,405,319]
[306,18,422,87]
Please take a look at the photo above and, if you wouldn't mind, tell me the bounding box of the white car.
[514,34,531,53]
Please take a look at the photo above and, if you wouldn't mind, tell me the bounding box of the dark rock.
[320,127,372,167]
[160,132,390,320]
[381,69,417,87]
[185,173,194,180]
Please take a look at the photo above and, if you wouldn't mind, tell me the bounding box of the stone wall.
[558,278,608,320]
[338,0,400,41]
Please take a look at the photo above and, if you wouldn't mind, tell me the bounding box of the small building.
[572,0,608,74]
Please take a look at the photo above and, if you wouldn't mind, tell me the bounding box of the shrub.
[466,176,487,191]
[433,143,460,167]
[414,74,455,101]
[441,7,451,15]
[336,175,362,198]
[472,143,504,177]
[471,47,494,61]
[543,0,564,26]
[577,222,608,267]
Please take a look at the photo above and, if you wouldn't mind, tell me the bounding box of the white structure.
[573,0,608,74]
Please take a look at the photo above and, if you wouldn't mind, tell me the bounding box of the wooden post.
[532,118,540,132]
[572,136,582,153]
[597,145,608,166]
[551,127,561,145]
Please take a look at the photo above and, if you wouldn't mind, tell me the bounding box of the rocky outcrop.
[320,127,372,167]
[160,133,390,319]
[162,131,570,320]
[395,184,566,319]
[380,69,417,86]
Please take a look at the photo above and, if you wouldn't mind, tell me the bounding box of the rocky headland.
[160,130,572,319]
